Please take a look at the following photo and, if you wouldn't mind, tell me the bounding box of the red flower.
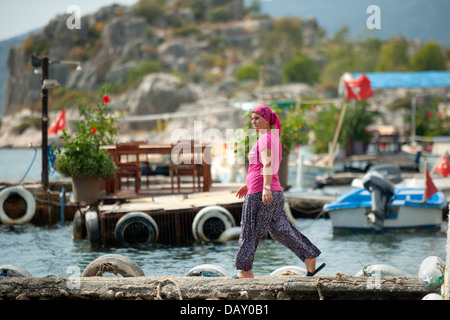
[90,127,97,135]
[426,111,432,119]
[103,95,110,104]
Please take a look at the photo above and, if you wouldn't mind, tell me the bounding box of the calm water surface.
[0,148,447,278]
[0,218,446,278]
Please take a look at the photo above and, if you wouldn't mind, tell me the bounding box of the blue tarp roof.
[353,71,450,89]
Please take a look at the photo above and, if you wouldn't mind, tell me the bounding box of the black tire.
[85,210,101,247]
[192,206,235,242]
[114,212,159,247]
[73,209,87,239]
[81,254,145,277]
[0,264,32,277]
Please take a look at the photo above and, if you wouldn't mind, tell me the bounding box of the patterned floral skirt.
[235,191,321,271]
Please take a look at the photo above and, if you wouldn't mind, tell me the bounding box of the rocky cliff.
[1,0,327,147]
[3,0,270,115]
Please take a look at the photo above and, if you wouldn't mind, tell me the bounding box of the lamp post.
[41,57,50,191]
[30,54,81,191]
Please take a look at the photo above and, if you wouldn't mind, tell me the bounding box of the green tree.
[282,54,319,84]
[320,27,381,86]
[406,98,450,137]
[375,36,410,71]
[312,104,340,153]
[235,65,260,82]
[258,18,303,64]
[411,42,446,71]
[312,101,379,154]
[342,100,379,147]
[207,6,231,22]
[132,0,166,24]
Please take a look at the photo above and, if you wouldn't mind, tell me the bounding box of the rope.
[47,143,56,175]
[96,263,119,277]
[156,278,183,300]
[14,147,38,187]
[428,271,445,294]
[315,272,358,300]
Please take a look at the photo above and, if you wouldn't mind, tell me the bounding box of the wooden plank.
[100,191,244,214]
[0,275,428,300]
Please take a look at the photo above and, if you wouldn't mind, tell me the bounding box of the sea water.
[0,218,446,278]
[0,148,447,277]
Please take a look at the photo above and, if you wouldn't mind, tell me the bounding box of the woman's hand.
[236,185,248,199]
[262,189,272,205]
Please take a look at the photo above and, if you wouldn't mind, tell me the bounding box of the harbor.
[1,0,449,303]
[1,147,450,300]
[0,139,449,300]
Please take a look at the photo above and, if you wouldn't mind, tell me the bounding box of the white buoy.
[186,264,230,277]
[355,264,405,277]
[418,256,445,291]
[270,266,307,276]
[422,293,443,300]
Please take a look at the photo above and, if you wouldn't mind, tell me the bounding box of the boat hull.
[325,187,447,233]
[329,206,442,233]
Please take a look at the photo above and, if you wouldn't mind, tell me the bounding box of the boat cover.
[353,71,450,89]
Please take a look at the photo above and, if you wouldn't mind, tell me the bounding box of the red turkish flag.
[48,109,66,135]
[433,155,450,178]
[424,166,439,202]
[344,74,373,100]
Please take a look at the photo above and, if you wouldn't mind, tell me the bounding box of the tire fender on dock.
[422,293,443,300]
[114,212,159,246]
[186,264,230,277]
[85,210,101,247]
[192,206,235,242]
[72,209,87,239]
[0,187,36,225]
[217,226,241,242]
[270,266,307,276]
[0,264,32,277]
[82,254,145,277]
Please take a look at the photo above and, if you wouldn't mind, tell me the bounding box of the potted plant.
[54,85,119,203]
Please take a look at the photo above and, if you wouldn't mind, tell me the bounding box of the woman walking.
[232,105,324,279]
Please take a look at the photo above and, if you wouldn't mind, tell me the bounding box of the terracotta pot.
[72,176,100,204]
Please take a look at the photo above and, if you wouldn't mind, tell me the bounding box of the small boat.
[323,170,447,233]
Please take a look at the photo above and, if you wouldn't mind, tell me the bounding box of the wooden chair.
[170,140,204,193]
[115,142,141,194]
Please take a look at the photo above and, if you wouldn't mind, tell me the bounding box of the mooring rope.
[96,263,119,277]
[14,146,38,187]
[156,278,183,300]
[315,272,358,300]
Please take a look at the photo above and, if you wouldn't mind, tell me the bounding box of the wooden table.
[103,143,212,192]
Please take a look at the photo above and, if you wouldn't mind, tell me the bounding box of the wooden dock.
[94,188,245,247]
[0,274,430,300]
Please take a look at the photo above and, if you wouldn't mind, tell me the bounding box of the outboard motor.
[362,171,395,231]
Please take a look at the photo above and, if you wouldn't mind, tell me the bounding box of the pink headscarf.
[252,105,282,134]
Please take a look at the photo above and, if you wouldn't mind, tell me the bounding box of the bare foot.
[231,270,254,279]
[304,257,316,274]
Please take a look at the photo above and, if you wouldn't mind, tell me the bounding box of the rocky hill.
[1,0,448,148]
[0,0,324,147]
